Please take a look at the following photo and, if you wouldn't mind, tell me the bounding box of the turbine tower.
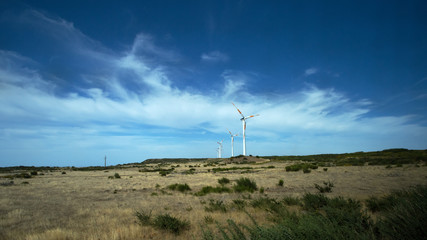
[227,129,238,157]
[232,102,259,156]
[217,140,223,158]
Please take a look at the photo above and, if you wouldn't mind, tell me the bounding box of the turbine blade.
[245,114,260,120]
[227,128,232,135]
[232,102,245,118]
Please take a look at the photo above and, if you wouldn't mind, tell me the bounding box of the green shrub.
[282,196,300,206]
[278,179,284,186]
[184,168,196,174]
[212,167,253,173]
[61,171,66,174]
[323,168,328,171]
[30,171,38,176]
[303,168,311,174]
[135,210,152,226]
[285,163,317,172]
[302,193,329,211]
[259,187,265,194]
[314,181,334,193]
[195,186,232,196]
[234,177,258,193]
[167,183,191,192]
[152,213,190,235]
[218,177,230,185]
[114,173,121,179]
[366,195,398,213]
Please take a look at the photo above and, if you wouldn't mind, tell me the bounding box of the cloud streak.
[201,51,229,63]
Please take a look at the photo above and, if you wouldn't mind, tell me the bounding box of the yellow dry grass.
[1,161,426,239]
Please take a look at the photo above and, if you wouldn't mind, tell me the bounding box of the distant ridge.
[143,158,210,164]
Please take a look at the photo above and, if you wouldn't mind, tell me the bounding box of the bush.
[302,193,329,211]
[366,195,398,213]
[184,168,195,174]
[30,171,38,176]
[152,213,190,235]
[303,168,311,174]
[135,210,152,226]
[114,173,121,179]
[285,163,317,172]
[314,181,334,193]
[278,179,284,186]
[167,183,191,193]
[282,196,300,206]
[218,177,230,185]
[195,185,232,196]
[234,177,258,193]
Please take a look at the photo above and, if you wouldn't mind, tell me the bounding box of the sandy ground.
[1,161,426,239]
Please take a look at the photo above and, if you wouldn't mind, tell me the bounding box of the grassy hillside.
[263,148,427,166]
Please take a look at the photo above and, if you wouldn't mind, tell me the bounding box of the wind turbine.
[217,140,223,158]
[232,102,259,156]
[227,129,238,157]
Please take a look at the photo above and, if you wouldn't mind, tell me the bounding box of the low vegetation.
[285,163,318,172]
[218,177,230,185]
[211,167,253,173]
[201,186,427,239]
[167,183,191,193]
[233,177,258,193]
[314,180,334,193]
[135,210,190,235]
[195,185,232,196]
[266,148,427,166]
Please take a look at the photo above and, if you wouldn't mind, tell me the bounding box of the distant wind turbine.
[232,102,259,156]
[227,129,238,157]
[217,140,223,158]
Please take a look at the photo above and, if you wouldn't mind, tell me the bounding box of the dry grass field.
[1,158,426,240]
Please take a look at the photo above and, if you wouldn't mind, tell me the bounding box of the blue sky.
[1,1,426,167]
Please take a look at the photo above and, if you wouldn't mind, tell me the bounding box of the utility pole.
[104,155,107,168]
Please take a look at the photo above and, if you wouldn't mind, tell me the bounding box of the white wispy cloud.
[201,51,229,62]
[0,10,426,166]
[304,67,318,76]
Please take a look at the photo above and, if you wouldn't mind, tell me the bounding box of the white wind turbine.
[232,102,259,156]
[217,140,223,158]
[227,129,238,157]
